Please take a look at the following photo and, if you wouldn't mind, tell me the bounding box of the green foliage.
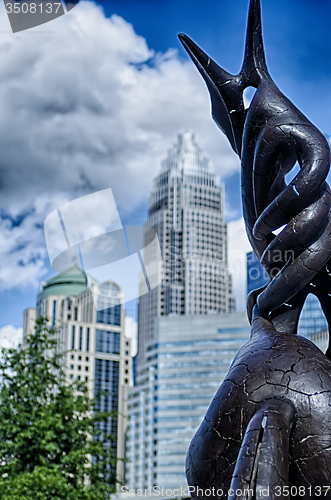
[0,317,118,499]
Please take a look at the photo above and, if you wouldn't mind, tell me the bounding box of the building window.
[86,328,90,352]
[71,326,75,350]
[74,307,78,321]
[79,327,83,351]
[52,300,56,326]
[94,358,119,472]
[95,330,120,355]
[96,304,121,326]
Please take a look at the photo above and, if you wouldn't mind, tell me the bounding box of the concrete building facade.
[23,264,132,483]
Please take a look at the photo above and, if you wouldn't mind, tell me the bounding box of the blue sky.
[0,0,330,338]
[99,0,331,131]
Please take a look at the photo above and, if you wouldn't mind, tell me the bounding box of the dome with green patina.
[37,264,92,302]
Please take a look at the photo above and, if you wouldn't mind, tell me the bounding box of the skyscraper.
[137,131,235,367]
[126,313,250,490]
[125,132,241,490]
[23,264,132,483]
[247,250,269,294]
[246,250,328,349]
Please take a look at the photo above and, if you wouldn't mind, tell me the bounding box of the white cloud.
[228,217,252,312]
[0,0,239,292]
[125,315,137,356]
[0,193,69,290]
[0,324,23,350]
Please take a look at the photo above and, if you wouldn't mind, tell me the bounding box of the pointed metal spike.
[241,0,270,86]
[178,34,233,87]
[178,33,245,157]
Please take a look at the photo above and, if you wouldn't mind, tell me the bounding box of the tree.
[0,317,118,500]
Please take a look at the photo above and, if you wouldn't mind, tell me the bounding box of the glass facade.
[247,251,269,294]
[95,329,120,355]
[126,314,250,490]
[23,266,130,485]
[71,325,75,350]
[246,251,328,344]
[52,300,56,326]
[310,329,328,353]
[96,304,121,326]
[79,326,83,351]
[94,358,120,470]
[86,327,90,352]
[297,294,327,340]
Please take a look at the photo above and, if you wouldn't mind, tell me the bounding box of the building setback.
[125,313,250,489]
[246,250,328,351]
[23,264,132,483]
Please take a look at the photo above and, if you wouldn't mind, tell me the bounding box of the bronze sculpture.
[179,0,331,497]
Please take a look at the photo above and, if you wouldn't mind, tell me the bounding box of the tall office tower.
[246,251,328,348]
[137,131,236,367]
[247,250,270,294]
[126,313,250,490]
[125,133,238,490]
[23,264,132,483]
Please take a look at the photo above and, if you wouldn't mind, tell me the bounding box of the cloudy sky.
[1,0,331,348]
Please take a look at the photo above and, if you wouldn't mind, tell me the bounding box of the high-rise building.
[125,132,240,490]
[247,250,269,294]
[296,294,327,341]
[137,131,236,367]
[126,314,250,490]
[246,250,328,348]
[23,264,132,483]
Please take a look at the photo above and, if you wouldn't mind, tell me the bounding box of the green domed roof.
[38,264,89,302]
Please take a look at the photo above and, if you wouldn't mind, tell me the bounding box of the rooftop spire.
[161,131,211,174]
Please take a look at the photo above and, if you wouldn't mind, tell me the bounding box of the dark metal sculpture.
[178,0,331,497]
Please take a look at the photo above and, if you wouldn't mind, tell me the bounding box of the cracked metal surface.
[178,0,331,497]
[186,308,331,498]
